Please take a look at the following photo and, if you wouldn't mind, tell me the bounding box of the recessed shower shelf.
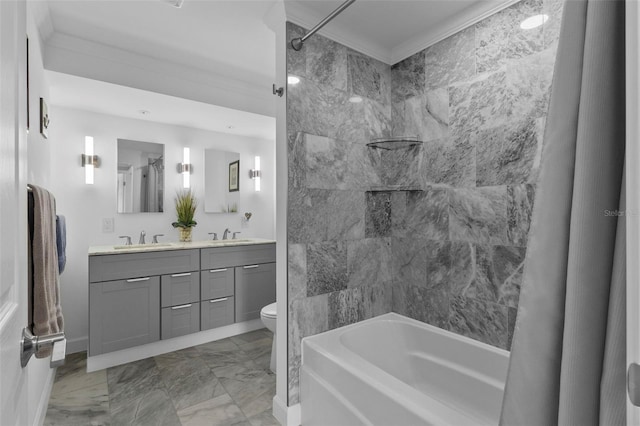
[366,137,423,151]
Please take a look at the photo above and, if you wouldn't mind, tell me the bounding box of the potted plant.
[172,189,197,242]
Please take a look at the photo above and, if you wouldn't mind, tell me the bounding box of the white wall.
[48,106,276,352]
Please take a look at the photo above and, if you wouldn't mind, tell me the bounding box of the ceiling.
[37,0,518,138]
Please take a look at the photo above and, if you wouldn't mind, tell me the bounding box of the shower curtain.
[499,0,626,424]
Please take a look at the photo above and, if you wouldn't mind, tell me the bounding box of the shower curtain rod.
[290,0,356,51]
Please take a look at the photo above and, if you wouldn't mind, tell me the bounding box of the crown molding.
[284,0,520,66]
[390,0,521,64]
[284,1,392,64]
[43,33,275,117]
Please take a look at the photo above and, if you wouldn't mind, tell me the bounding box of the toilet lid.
[261,302,277,318]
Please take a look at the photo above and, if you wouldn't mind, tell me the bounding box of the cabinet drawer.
[89,276,160,356]
[161,272,200,307]
[235,262,276,322]
[200,243,275,270]
[90,249,199,282]
[161,302,200,339]
[201,268,234,300]
[201,296,234,331]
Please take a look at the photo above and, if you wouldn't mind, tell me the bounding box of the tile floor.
[44,328,278,426]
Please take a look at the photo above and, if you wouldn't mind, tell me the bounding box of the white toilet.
[260,302,277,373]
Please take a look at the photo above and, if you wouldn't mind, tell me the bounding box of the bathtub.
[300,313,509,426]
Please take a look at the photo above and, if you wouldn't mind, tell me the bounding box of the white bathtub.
[300,313,509,426]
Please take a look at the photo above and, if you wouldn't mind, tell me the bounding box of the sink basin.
[113,243,174,250]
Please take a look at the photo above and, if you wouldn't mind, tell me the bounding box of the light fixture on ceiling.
[81,136,100,185]
[349,95,363,103]
[249,156,261,192]
[520,14,549,30]
[161,0,184,8]
[288,75,300,85]
[177,147,192,188]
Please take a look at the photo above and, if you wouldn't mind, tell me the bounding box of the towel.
[56,215,66,275]
[29,185,64,357]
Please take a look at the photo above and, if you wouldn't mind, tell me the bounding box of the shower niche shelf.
[366,136,423,151]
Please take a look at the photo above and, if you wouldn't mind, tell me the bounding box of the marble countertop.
[88,237,276,256]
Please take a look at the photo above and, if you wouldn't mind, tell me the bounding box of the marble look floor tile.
[230,329,271,346]
[247,408,280,426]
[391,50,425,102]
[238,336,273,362]
[110,388,180,426]
[177,393,248,426]
[475,0,544,73]
[425,26,476,91]
[195,338,251,372]
[306,241,348,296]
[215,361,276,419]
[107,358,165,411]
[45,381,110,426]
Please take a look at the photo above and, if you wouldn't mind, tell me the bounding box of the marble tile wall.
[387,0,563,350]
[286,0,564,406]
[286,22,393,405]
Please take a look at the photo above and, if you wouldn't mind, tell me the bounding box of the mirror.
[117,139,165,213]
[204,149,240,213]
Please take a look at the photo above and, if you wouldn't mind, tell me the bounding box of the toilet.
[260,302,277,373]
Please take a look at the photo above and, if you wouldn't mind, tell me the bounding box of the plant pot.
[178,227,192,242]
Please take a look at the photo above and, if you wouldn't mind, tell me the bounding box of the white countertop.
[88,238,276,256]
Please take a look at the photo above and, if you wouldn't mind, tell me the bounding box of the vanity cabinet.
[235,263,276,322]
[88,242,276,358]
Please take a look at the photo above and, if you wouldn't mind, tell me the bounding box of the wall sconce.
[177,147,193,188]
[81,136,100,185]
[249,156,261,192]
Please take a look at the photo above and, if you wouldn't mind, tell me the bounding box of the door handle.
[243,265,259,269]
[171,303,192,310]
[210,297,228,303]
[126,277,150,282]
[171,273,191,278]
[209,268,228,273]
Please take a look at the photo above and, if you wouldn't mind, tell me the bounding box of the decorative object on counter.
[229,160,239,192]
[244,212,252,221]
[172,189,197,242]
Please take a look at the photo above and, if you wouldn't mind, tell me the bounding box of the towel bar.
[20,327,66,368]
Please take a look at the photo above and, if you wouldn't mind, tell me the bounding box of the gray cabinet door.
[89,276,160,356]
[201,297,235,330]
[200,244,275,270]
[235,263,276,322]
[161,272,200,307]
[201,268,234,301]
[89,249,199,282]
[161,302,200,339]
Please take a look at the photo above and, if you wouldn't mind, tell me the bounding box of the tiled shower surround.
[286,0,564,405]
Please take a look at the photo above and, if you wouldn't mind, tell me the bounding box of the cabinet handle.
[126,277,150,282]
[243,265,259,269]
[210,297,228,303]
[171,273,192,278]
[171,303,192,310]
[209,268,228,273]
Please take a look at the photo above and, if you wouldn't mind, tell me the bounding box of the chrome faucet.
[119,235,132,246]
[139,230,146,244]
[152,234,164,244]
[222,228,231,240]
[232,231,241,239]
[209,232,218,240]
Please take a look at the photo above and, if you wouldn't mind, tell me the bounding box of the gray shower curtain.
[499,0,626,425]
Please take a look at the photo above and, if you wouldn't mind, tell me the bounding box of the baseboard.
[87,319,263,372]
[33,368,55,426]
[65,336,87,354]
[273,395,300,426]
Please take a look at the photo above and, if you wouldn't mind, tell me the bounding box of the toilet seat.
[261,302,277,318]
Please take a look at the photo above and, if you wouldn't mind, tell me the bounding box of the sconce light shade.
[249,156,261,192]
[178,147,193,188]
[81,136,100,185]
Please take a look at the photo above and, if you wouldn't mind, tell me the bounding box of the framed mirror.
[204,149,240,213]
[117,139,164,213]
